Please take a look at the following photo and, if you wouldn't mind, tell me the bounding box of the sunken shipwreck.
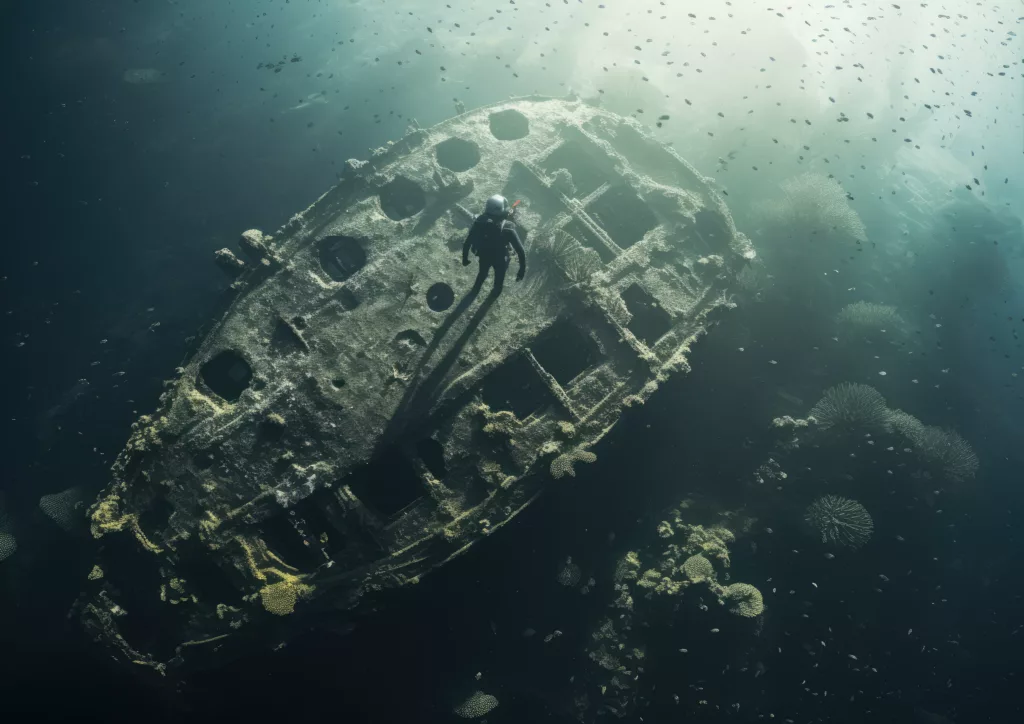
[75,96,756,674]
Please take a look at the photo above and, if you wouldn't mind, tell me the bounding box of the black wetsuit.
[462,214,527,294]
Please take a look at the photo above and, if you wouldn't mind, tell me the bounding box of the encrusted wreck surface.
[77,96,755,675]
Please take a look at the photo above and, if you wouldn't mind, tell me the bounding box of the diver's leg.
[471,259,491,296]
[490,257,509,296]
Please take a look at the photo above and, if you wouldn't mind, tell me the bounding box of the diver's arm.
[508,228,526,280]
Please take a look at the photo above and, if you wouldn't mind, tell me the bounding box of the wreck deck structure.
[77,96,755,674]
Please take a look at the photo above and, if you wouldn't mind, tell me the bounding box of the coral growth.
[550,446,597,479]
[884,411,979,482]
[672,523,736,567]
[809,382,891,433]
[479,406,523,438]
[540,230,602,284]
[0,495,14,563]
[556,556,582,587]
[766,172,868,242]
[39,486,87,532]
[903,424,979,483]
[837,301,906,333]
[805,495,873,549]
[614,551,641,583]
[453,691,499,719]
[682,554,715,583]
[258,580,314,616]
[720,582,764,618]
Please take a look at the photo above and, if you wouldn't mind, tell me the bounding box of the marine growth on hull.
[76,96,755,674]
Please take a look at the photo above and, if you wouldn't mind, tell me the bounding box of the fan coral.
[805,495,873,549]
[39,486,87,532]
[809,382,891,433]
[541,230,602,284]
[887,409,924,437]
[773,172,868,242]
[837,301,906,332]
[904,425,979,483]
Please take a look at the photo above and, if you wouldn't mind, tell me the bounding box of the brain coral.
[721,582,764,618]
[682,554,715,583]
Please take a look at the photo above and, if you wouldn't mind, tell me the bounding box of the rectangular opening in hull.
[99,535,192,662]
[251,511,322,570]
[479,352,555,420]
[622,283,672,345]
[137,493,175,543]
[415,438,448,480]
[586,185,658,248]
[305,486,385,557]
[501,161,563,221]
[541,140,608,197]
[174,538,246,604]
[530,319,602,387]
[290,495,349,557]
[346,451,425,519]
[689,208,732,252]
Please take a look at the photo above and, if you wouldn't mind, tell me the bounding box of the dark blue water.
[2,1,1021,722]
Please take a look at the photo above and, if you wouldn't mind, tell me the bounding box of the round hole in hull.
[200,350,253,402]
[488,109,530,140]
[426,282,455,311]
[435,137,481,172]
[318,236,367,282]
[379,176,426,220]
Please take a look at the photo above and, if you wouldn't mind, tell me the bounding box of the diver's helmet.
[484,194,509,217]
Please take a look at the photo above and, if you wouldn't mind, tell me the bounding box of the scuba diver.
[462,194,526,296]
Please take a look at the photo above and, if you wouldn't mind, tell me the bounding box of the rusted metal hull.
[76,95,755,675]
